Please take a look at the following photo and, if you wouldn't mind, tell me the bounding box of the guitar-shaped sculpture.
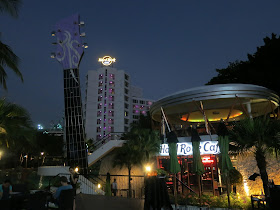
[53,14,88,174]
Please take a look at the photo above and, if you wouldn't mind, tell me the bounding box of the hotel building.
[84,56,153,143]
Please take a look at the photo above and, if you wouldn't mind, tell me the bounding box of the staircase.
[88,140,125,166]
[37,166,104,195]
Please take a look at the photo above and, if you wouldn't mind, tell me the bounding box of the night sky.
[1,0,280,127]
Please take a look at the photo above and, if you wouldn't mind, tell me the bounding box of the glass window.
[124,111,128,116]
[109,96,114,101]
[98,103,102,109]
[97,111,102,116]
[99,74,103,80]
[125,103,129,109]
[125,74,129,80]
[125,119,129,124]
[109,81,115,87]
[109,111,114,116]
[125,96,129,102]
[96,127,101,132]
[108,126,114,132]
[108,119,114,124]
[97,119,101,124]
[98,81,103,87]
[125,81,129,87]
[109,88,115,94]
[110,74,115,79]
[98,88,103,94]
[125,88,129,94]
[98,96,102,101]
[109,103,114,109]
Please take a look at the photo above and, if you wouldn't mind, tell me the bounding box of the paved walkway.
[76,194,144,210]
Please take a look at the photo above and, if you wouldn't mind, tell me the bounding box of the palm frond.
[0,0,22,18]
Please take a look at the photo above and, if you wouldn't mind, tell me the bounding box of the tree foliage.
[114,114,161,197]
[229,116,280,203]
[207,33,280,95]
[0,0,22,18]
[0,0,23,89]
[0,98,34,150]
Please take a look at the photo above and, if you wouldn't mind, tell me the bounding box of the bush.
[169,193,251,209]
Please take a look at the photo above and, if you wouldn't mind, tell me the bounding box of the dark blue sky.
[1,0,280,127]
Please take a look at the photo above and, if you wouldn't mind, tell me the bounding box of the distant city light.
[37,124,44,130]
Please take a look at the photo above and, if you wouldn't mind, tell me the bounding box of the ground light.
[145,165,152,176]
[97,184,101,189]
[75,167,79,172]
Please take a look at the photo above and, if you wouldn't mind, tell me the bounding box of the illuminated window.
[124,111,128,116]
[109,88,115,94]
[109,111,114,116]
[109,96,114,101]
[110,74,115,79]
[99,74,103,80]
[108,126,114,132]
[109,81,115,87]
[109,103,114,109]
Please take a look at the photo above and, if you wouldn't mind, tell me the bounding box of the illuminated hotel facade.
[84,56,153,143]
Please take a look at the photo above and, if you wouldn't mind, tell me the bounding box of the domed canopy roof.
[150,84,279,124]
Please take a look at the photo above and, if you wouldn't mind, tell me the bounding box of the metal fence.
[49,173,145,198]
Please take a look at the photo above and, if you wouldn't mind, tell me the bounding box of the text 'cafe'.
[157,139,221,194]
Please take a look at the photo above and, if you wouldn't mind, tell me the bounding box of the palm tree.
[0,98,34,150]
[0,0,22,18]
[114,127,161,197]
[0,0,23,89]
[230,116,280,205]
[0,41,23,89]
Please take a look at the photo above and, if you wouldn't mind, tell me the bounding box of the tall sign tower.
[51,14,88,174]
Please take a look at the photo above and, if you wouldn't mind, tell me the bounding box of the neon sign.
[159,141,220,156]
[98,56,116,66]
[202,156,214,164]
